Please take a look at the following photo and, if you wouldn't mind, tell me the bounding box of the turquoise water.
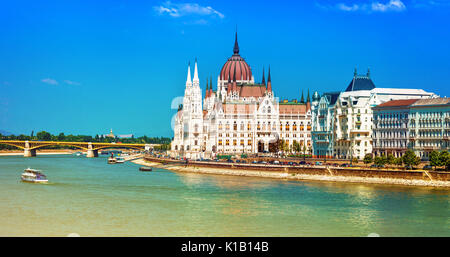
[0,155,449,236]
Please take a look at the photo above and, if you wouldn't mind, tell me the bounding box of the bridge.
[0,140,160,157]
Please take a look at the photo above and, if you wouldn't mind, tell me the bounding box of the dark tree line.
[0,131,172,150]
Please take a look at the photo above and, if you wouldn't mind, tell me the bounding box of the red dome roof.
[220,55,252,81]
[219,32,252,81]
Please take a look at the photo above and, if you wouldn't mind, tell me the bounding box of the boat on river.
[21,168,48,183]
[116,157,125,164]
[139,167,152,172]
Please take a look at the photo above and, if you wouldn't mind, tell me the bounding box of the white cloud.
[154,1,224,19]
[41,78,58,85]
[328,0,407,13]
[372,0,406,12]
[64,80,81,86]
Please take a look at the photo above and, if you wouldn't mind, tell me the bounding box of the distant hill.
[0,130,13,136]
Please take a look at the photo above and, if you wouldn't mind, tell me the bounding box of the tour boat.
[21,168,48,183]
[139,167,152,172]
[107,157,117,164]
[116,157,125,164]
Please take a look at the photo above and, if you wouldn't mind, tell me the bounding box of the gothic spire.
[193,58,199,83]
[267,66,271,83]
[261,66,266,85]
[233,30,239,55]
[186,61,192,86]
[307,89,310,103]
[300,90,305,103]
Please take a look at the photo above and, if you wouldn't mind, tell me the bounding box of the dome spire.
[233,29,239,55]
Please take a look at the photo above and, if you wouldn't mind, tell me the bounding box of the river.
[0,155,448,236]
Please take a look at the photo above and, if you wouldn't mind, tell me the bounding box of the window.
[226,139,230,146]
[233,139,237,146]
[218,140,223,145]
[248,140,252,146]
[240,139,244,146]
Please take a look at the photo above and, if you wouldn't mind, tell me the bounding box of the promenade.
[134,156,450,188]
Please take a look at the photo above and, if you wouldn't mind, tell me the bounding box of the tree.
[439,151,450,171]
[429,150,441,170]
[394,157,403,167]
[58,132,65,141]
[352,157,359,164]
[36,131,51,141]
[387,154,395,165]
[363,154,373,166]
[374,155,387,166]
[402,149,420,168]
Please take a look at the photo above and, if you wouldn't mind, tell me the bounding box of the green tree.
[36,131,51,141]
[402,149,420,168]
[363,154,373,166]
[394,157,403,167]
[387,154,395,165]
[57,132,65,141]
[374,155,387,166]
[429,150,441,170]
[439,151,450,171]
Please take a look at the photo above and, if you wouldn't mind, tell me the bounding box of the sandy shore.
[131,158,450,188]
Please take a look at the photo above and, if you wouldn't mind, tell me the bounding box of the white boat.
[116,157,125,163]
[21,168,48,183]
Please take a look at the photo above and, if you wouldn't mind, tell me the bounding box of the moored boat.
[21,168,48,183]
[116,157,125,164]
[139,167,152,172]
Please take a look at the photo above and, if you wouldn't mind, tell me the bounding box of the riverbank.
[132,158,450,188]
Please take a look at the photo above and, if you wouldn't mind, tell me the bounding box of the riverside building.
[171,33,312,159]
[373,98,450,160]
[311,69,436,160]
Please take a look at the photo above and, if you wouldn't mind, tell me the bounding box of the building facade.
[171,33,312,159]
[311,70,437,160]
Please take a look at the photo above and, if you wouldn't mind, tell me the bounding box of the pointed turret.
[354,67,357,77]
[367,67,370,78]
[209,76,213,96]
[267,66,272,92]
[300,90,304,104]
[261,67,266,86]
[205,78,209,98]
[233,31,239,55]
[306,89,311,111]
[186,62,192,87]
[193,58,199,85]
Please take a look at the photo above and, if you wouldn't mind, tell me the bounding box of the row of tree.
[0,131,172,150]
[362,149,450,170]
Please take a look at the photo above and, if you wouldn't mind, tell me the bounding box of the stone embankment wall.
[144,156,450,182]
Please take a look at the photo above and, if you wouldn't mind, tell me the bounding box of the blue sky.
[1,0,449,137]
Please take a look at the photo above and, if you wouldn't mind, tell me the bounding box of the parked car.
[423,165,433,170]
[370,164,378,168]
[340,163,350,167]
[227,159,234,163]
[252,160,258,164]
[240,160,247,164]
[273,160,280,165]
[299,161,306,165]
[315,161,323,165]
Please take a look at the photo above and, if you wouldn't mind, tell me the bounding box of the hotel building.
[311,69,436,160]
[373,98,450,160]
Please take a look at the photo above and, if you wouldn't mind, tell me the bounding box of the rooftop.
[375,99,419,108]
[411,97,450,106]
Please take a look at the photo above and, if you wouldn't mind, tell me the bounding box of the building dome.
[219,32,252,81]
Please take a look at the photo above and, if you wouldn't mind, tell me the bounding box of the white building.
[171,33,312,159]
[312,69,437,160]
